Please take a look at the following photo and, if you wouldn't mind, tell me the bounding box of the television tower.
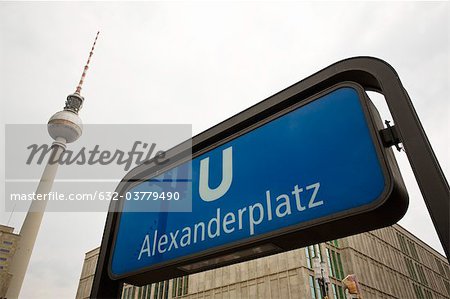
[6,32,100,299]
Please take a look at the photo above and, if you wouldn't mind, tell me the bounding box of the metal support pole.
[90,198,123,299]
[329,57,450,258]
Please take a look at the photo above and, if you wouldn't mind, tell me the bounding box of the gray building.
[0,225,20,298]
[76,247,101,299]
[76,224,450,299]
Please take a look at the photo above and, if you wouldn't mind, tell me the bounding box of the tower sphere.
[47,109,83,143]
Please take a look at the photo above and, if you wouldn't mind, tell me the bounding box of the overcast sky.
[0,2,449,298]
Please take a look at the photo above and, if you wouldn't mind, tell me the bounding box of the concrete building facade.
[76,224,450,299]
[76,247,101,299]
[0,225,20,298]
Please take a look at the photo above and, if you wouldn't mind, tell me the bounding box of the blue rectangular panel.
[111,85,387,277]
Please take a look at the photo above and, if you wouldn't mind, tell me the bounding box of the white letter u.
[199,146,233,202]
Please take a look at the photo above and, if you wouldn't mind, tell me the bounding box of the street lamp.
[313,256,330,299]
[5,32,99,299]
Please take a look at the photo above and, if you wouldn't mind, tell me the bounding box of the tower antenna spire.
[75,31,100,95]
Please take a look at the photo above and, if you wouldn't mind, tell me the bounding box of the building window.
[405,257,418,282]
[172,278,178,298]
[164,280,169,299]
[338,285,345,299]
[443,279,450,296]
[326,248,334,278]
[159,281,164,299]
[138,285,152,299]
[435,258,446,277]
[326,248,344,279]
[415,263,428,286]
[445,265,450,279]
[153,280,169,299]
[2,241,13,245]
[0,248,10,253]
[177,277,183,296]
[397,233,409,255]
[327,239,340,248]
[0,257,6,261]
[336,252,344,279]
[334,239,340,248]
[306,245,322,269]
[183,276,189,295]
[309,275,317,299]
[305,247,312,268]
[317,244,323,261]
[332,284,338,299]
[171,276,189,297]
[122,286,135,299]
[413,283,425,299]
[332,284,344,299]
[160,281,164,299]
[408,240,420,261]
[129,287,136,299]
[138,284,151,299]
[153,282,160,299]
[138,286,143,298]
[424,289,433,299]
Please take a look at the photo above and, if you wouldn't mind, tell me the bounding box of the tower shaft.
[6,141,66,299]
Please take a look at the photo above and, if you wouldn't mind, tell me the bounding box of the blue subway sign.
[108,83,408,284]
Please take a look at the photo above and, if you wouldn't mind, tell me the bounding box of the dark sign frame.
[108,82,407,284]
[91,57,449,298]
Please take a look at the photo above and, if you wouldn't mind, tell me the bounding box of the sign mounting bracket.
[380,120,402,151]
